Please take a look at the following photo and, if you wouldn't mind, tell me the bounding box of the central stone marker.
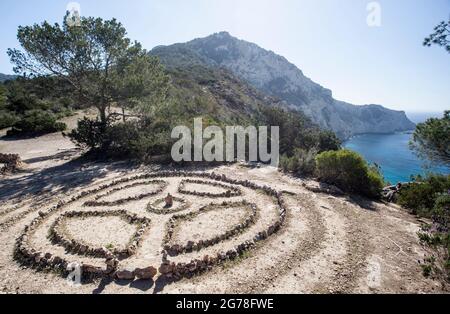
[165,193,174,208]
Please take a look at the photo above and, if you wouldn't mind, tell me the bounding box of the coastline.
[343,131,449,184]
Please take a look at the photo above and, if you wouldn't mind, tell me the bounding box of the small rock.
[116,269,135,280]
[82,264,103,274]
[135,266,157,280]
[159,262,174,275]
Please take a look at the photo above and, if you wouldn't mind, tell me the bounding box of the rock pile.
[0,153,24,174]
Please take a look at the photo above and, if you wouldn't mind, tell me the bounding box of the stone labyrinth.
[15,172,287,282]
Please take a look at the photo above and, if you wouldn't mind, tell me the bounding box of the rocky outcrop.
[152,32,415,139]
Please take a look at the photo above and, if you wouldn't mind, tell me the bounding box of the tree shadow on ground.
[0,154,226,205]
[348,195,379,211]
[152,276,173,294]
[0,155,142,205]
[22,149,79,165]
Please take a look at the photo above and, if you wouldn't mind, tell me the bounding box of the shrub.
[397,174,450,216]
[0,110,19,129]
[68,117,174,160]
[315,149,384,198]
[7,109,66,136]
[261,106,341,156]
[67,117,107,150]
[397,174,450,283]
[280,148,317,176]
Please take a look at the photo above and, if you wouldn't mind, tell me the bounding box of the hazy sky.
[0,0,449,113]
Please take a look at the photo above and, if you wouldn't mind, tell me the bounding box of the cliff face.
[153,32,415,139]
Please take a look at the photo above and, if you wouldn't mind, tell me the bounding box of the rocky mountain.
[152,32,415,139]
[0,73,17,83]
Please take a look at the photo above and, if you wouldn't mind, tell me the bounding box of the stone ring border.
[178,179,242,198]
[84,179,168,207]
[48,210,151,259]
[162,200,258,256]
[146,196,191,215]
[14,171,287,281]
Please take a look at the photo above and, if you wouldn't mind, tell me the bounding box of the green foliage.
[67,117,106,150]
[423,19,450,53]
[315,149,384,198]
[261,106,341,157]
[0,85,7,109]
[5,80,40,114]
[68,116,174,160]
[280,148,317,176]
[410,111,450,165]
[397,174,450,216]
[7,109,66,135]
[103,119,173,159]
[0,78,73,133]
[8,15,170,125]
[398,174,450,283]
[0,110,19,129]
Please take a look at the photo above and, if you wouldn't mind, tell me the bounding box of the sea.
[343,112,450,184]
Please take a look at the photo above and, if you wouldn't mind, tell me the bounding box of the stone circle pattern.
[178,179,242,198]
[163,201,258,256]
[14,171,287,282]
[147,196,191,215]
[48,210,151,259]
[84,180,167,207]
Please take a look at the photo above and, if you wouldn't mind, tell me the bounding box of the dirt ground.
[0,128,448,294]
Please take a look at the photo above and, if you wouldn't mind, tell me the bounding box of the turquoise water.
[344,132,450,184]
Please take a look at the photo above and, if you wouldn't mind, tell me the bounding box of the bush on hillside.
[68,116,174,160]
[280,148,317,176]
[397,174,450,216]
[7,109,66,136]
[67,117,106,150]
[0,110,19,129]
[399,174,450,282]
[315,149,384,199]
[261,106,341,157]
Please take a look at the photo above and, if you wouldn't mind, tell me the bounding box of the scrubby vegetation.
[315,149,385,199]
[280,148,318,177]
[0,78,72,135]
[67,52,342,163]
[8,109,66,136]
[7,14,380,207]
[410,111,450,165]
[8,15,170,143]
[397,174,450,283]
[68,116,174,160]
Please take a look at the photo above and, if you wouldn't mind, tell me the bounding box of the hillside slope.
[152,32,415,139]
[0,73,17,83]
[0,137,444,293]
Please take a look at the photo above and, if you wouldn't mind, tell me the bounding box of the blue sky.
[0,0,449,113]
